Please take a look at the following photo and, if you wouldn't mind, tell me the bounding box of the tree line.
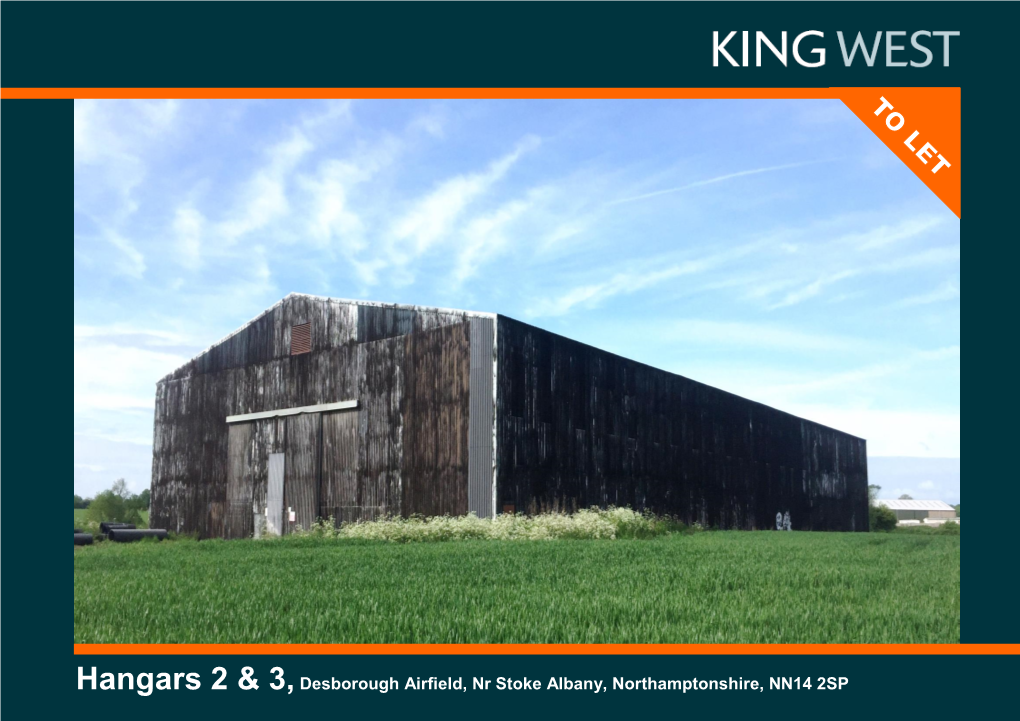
[75,480,150,527]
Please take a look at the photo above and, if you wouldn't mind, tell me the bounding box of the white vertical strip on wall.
[266,453,285,536]
[468,317,495,519]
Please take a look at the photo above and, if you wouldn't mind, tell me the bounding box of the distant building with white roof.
[874,499,957,521]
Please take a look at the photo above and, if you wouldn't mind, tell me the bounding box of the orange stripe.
[2,87,840,100]
[74,644,1016,656]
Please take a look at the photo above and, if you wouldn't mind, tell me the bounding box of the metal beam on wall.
[226,400,358,424]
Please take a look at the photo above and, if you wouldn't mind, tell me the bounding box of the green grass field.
[73,531,959,644]
[75,508,148,527]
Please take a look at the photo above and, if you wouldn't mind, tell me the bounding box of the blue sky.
[73,99,960,503]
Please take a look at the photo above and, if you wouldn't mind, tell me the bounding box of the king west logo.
[712,30,960,67]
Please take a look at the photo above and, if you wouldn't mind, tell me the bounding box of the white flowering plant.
[289,507,694,543]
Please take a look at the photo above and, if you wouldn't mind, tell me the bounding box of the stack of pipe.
[107,528,169,543]
[74,533,93,546]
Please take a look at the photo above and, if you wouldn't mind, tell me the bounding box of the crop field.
[73,531,960,644]
[74,508,148,527]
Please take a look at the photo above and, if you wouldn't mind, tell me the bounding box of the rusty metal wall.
[284,413,321,533]
[320,409,360,523]
[401,323,471,518]
[151,295,484,537]
[494,316,869,532]
[251,417,285,538]
[357,334,405,521]
[225,423,253,539]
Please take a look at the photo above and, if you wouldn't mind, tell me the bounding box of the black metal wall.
[494,316,869,531]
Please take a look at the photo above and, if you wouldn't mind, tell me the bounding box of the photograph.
[73,97,960,645]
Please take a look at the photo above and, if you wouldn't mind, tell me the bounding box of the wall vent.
[290,323,311,355]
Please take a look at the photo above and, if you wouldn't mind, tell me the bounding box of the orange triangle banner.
[837,87,960,217]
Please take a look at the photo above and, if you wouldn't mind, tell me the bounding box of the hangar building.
[874,499,957,521]
[150,294,869,537]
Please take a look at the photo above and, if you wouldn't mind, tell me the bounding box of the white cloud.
[788,406,960,458]
[74,324,195,346]
[452,192,541,285]
[611,160,826,205]
[407,108,447,138]
[390,135,541,257]
[75,100,188,279]
[75,435,155,496]
[762,346,959,398]
[218,128,314,243]
[173,206,205,270]
[103,228,147,278]
[852,216,945,251]
[895,280,960,307]
[74,324,197,424]
[299,100,352,130]
[918,480,936,491]
[299,135,401,260]
[768,270,858,310]
[304,160,367,247]
[661,319,872,353]
[526,241,763,317]
[876,245,960,272]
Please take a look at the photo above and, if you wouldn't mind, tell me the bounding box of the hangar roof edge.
[161,294,496,382]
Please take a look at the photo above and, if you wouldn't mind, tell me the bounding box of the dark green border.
[2,0,1010,714]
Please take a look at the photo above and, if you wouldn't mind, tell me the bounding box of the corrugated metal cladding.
[494,316,869,532]
[225,423,253,538]
[468,317,495,518]
[151,294,488,538]
[285,413,320,530]
[152,293,868,537]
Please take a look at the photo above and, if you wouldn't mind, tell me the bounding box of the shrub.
[85,491,143,528]
[870,504,898,532]
[289,507,688,543]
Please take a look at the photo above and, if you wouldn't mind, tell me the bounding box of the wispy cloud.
[74,324,194,417]
[661,319,873,353]
[452,195,535,285]
[217,128,314,244]
[894,280,960,308]
[103,228,147,278]
[299,134,402,259]
[611,161,827,205]
[768,270,858,310]
[876,246,960,272]
[390,134,541,257]
[173,206,205,270]
[764,346,959,397]
[526,241,763,317]
[852,217,945,251]
[75,100,185,277]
